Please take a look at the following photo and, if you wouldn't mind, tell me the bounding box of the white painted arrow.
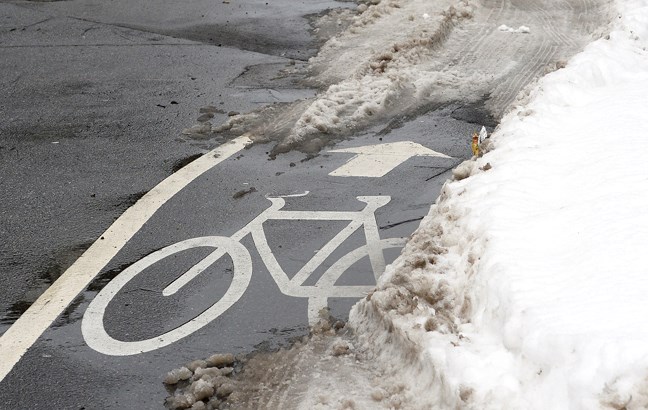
[328,141,452,178]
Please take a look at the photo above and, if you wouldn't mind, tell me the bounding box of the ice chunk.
[478,126,487,144]
[206,353,235,368]
[186,360,207,372]
[330,338,354,356]
[190,379,215,402]
[165,392,195,410]
[192,367,222,382]
[164,367,193,385]
[498,24,530,33]
[216,383,235,398]
[190,401,206,410]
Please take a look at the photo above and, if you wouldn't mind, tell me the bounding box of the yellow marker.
[471,132,480,156]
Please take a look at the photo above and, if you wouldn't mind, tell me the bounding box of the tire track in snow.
[531,1,577,47]
[490,42,557,111]
[453,0,507,67]
[448,0,611,116]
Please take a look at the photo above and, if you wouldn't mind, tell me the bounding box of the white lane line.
[0,135,252,383]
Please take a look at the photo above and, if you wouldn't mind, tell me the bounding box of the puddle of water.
[172,154,203,173]
[99,190,149,214]
[0,241,92,326]
[253,324,310,352]
[85,261,135,294]
[450,98,498,128]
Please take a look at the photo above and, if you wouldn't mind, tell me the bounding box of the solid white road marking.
[328,141,452,178]
[0,135,252,381]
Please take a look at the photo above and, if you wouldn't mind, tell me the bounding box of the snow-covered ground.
[349,0,648,408]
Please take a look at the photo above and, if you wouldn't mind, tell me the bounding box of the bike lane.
[0,108,478,409]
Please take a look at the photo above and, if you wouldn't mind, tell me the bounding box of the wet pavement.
[0,0,342,332]
[1,106,477,409]
[0,0,340,407]
[0,0,485,408]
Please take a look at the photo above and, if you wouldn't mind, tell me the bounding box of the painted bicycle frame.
[82,195,405,355]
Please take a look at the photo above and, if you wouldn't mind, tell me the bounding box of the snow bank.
[350,0,648,408]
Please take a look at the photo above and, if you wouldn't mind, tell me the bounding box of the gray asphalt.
[0,1,484,408]
[0,0,341,332]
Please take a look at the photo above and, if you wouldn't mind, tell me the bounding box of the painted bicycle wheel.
[82,236,252,356]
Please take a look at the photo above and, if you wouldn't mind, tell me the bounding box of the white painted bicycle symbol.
[82,194,405,355]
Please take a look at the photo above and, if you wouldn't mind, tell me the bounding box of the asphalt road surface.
[0,0,610,408]
[0,0,351,407]
[0,0,473,408]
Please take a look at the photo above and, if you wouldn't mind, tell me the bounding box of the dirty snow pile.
[349,0,648,408]
[281,0,475,148]
[268,0,607,154]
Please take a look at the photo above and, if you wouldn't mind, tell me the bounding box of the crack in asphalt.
[425,163,459,181]
[379,217,425,230]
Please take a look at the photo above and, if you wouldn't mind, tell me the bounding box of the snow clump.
[163,352,240,410]
[497,24,531,33]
